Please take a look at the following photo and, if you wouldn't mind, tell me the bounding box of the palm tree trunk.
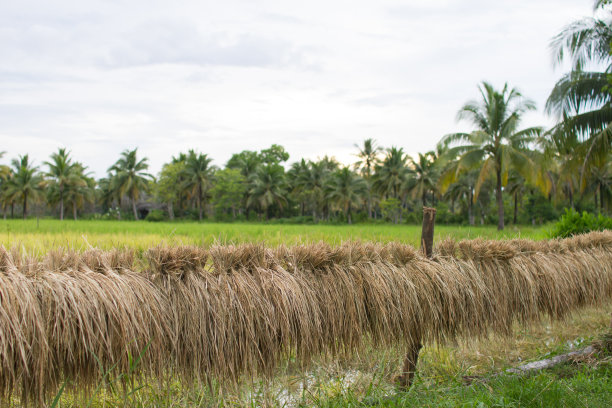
[73,204,77,220]
[132,199,138,220]
[11,201,14,218]
[600,183,604,212]
[198,184,203,221]
[496,170,504,230]
[347,204,352,224]
[23,192,28,219]
[513,192,518,225]
[468,189,474,226]
[59,186,64,221]
[569,188,574,209]
[168,202,175,220]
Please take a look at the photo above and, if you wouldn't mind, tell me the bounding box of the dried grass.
[1,231,611,404]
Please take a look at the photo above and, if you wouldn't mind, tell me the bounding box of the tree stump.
[397,207,436,390]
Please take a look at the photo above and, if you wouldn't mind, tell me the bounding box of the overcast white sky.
[0,0,594,177]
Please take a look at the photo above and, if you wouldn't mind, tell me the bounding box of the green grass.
[323,364,612,407]
[0,219,549,252]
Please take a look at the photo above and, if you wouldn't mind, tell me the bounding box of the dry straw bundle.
[1,231,611,404]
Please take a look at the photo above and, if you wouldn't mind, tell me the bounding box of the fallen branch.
[504,346,596,374]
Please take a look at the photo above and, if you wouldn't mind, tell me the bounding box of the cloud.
[0,0,596,178]
[104,20,309,68]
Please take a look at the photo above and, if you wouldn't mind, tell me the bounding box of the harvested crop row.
[1,231,611,405]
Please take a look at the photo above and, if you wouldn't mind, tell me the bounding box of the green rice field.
[0,219,549,252]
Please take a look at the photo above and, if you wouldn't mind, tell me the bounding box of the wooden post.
[420,207,436,259]
[398,206,436,390]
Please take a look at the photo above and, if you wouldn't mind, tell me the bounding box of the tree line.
[0,1,611,230]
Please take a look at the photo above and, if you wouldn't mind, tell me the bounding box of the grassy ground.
[0,219,549,252]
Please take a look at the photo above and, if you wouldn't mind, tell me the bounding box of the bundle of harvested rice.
[0,231,611,404]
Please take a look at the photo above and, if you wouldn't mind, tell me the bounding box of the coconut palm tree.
[247,165,287,220]
[583,153,612,212]
[44,148,81,220]
[0,152,13,219]
[444,171,478,225]
[64,163,95,220]
[547,0,612,180]
[538,126,583,208]
[182,150,215,221]
[5,155,44,219]
[353,138,381,218]
[287,159,310,216]
[505,171,528,224]
[404,152,438,206]
[294,160,331,222]
[373,147,409,200]
[326,167,367,224]
[108,149,153,220]
[441,82,542,230]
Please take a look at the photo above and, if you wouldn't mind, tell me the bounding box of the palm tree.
[247,165,287,220]
[444,171,478,225]
[506,171,528,224]
[182,150,215,221]
[108,149,153,220]
[64,164,95,220]
[96,177,121,218]
[326,167,367,224]
[44,148,80,220]
[405,152,438,206]
[538,126,582,208]
[373,147,409,200]
[288,159,310,216]
[353,138,381,218]
[294,160,331,222]
[5,155,44,219]
[441,82,541,230]
[583,153,612,212]
[547,0,612,181]
[0,152,13,219]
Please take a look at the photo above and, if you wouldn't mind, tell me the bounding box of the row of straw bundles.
[1,231,611,404]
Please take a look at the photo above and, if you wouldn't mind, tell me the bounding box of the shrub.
[550,208,612,238]
[145,209,167,222]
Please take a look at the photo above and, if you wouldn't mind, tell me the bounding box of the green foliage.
[155,161,185,205]
[259,144,289,165]
[525,192,559,224]
[145,209,166,222]
[211,168,246,220]
[380,198,403,224]
[434,202,464,224]
[550,208,612,237]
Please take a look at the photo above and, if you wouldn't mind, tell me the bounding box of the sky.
[0,0,596,177]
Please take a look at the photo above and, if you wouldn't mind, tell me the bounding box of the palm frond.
[474,157,495,201]
[546,71,611,117]
[550,16,612,70]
